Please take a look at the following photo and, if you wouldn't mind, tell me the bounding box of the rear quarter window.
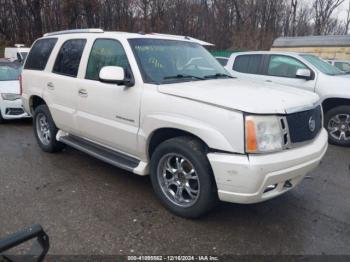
[24,38,57,70]
[233,55,263,74]
[53,39,87,77]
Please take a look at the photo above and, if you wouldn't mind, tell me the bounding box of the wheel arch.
[147,128,209,159]
[322,97,350,113]
[29,95,47,115]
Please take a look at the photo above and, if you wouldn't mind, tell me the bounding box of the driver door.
[262,55,317,93]
[76,38,142,156]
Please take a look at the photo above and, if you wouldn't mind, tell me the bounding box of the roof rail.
[149,33,214,46]
[44,28,104,37]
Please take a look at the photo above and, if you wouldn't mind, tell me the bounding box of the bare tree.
[0,0,349,51]
[345,0,350,34]
[313,0,345,35]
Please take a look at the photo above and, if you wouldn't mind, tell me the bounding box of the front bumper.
[208,128,328,204]
[0,98,30,120]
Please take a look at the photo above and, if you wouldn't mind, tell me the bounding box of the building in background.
[271,35,350,60]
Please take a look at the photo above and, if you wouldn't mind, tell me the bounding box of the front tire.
[150,136,218,218]
[325,106,350,147]
[33,104,65,153]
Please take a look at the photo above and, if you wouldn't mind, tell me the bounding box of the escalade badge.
[309,116,316,132]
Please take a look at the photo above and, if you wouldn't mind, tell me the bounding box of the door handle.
[47,82,55,90]
[78,89,88,97]
[265,80,272,83]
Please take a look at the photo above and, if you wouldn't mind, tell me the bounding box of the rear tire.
[325,105,350,147]
[33,104,65,153]
[150,136,218,218]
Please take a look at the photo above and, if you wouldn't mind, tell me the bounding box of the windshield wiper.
[164,74,204,80]
[204,73,233,79]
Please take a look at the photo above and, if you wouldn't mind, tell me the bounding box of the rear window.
[53,39,86,77]
[0,62,21,81]
[233,55,262,74]
[216,57,228,66]
[24,38,57,70]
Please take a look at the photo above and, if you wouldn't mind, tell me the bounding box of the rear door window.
[24,38,57,70]
[267,55,307,78]
[53,39,86,77]
[232,55,263,74]
[86,39,129,80]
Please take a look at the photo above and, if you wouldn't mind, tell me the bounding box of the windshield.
[0,63,21,81]
[301,54,345,76]
[129,39,229,84]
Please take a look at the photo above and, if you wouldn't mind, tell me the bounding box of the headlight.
[245,115,284,153]
[1,93,21,101]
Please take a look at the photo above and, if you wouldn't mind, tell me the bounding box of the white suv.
[225,51,350,146]
[22,29,328,218]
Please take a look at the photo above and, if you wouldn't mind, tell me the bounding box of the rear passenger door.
[76,38,142,156]
[44,38,86,134]
[262,55,316,92]
[228,54,266,82]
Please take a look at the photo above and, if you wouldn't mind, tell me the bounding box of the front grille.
[286,105,322,144]
[6,108,25,116]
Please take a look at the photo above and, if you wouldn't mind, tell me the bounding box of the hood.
[335,74,350,79]
[158,78,320,114]
[0,80,20,94]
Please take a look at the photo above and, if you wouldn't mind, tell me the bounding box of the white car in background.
[327,60,350,74]
[225,51,350,146]
[4,44,30,63]
[0,61,29,123]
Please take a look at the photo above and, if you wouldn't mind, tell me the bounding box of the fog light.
[283,180,293,189]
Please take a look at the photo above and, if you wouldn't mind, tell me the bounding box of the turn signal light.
[245,118,257,152]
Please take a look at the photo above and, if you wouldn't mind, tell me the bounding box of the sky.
[336,0,350,22]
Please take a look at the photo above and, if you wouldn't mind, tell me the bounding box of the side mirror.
[296,68,312,80]
[99,66,133,86]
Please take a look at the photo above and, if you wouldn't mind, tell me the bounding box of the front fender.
[138,113,243,160]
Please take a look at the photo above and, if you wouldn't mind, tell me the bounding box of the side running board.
[59,135,140,172]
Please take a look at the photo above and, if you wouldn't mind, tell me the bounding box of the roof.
[42,28,214,46]
[230,51,304,56]
[272,35,350,48]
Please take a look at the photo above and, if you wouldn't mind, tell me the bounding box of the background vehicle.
[215,56,229,66]
[4,44,30,63]
[225,51,350,147]
[22,29,327,218]
[0,61,29,123]
[327,60,350,73]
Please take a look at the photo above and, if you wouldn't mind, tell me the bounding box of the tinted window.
[268,55,307,78]
[86,39,129,80]
[216,57,228,66]
[53,39,86,77]
[24,38,57,70]
[233,55,262,74]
